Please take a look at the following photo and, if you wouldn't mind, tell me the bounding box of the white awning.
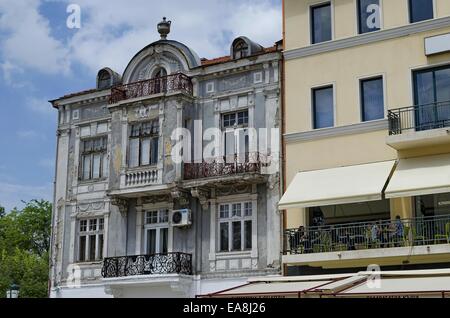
[278,160,396,209]
[385,153,450,198]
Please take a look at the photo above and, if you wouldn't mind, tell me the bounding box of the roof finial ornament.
[157,17,171,40]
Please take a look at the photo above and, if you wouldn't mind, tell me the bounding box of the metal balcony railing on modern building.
[284,215,450,255]
[109,73,193,104]
[388,101,450,135]
[183,152,269,180]
[101,252,193,278]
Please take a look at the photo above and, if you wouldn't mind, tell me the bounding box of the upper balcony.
[109,73,193,105]
[183,152,270,183]
[283,214,450,267]
[387,101,450,150]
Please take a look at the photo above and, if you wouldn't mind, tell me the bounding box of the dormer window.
[233,40,249,59]
[97,70,111,90]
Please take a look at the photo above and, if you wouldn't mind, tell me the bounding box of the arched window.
[233,40,249,59]
[97,70,111,90]
[153,68,167,79]
[152,68,167,94]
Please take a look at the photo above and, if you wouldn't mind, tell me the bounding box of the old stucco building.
[49,18,282,298]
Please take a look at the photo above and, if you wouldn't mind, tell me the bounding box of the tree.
[0,205,4,218]
[0,200,52,298]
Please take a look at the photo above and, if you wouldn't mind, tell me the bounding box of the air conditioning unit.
[171,209,192,227]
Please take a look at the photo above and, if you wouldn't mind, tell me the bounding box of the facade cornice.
[284,119,388,144]
[284,16,450,60]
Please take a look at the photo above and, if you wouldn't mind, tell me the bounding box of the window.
[233,40,249,59]
[97,70,111,90]
[80,136,108,181]
[361,77,384,121]
[311,2,332,44]
[218,202,253,252]
[357,0,380,34]
[78,217,104,262]
[413,65,450,131]
[144,209,169,254]
[222,110,250,160]
[312,86,334,129]
[409,0,434,23]
[129,120,159,168]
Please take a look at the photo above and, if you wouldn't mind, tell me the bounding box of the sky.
[0,0,282,212]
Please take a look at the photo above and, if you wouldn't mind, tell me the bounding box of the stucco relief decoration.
[220,76,247,91]
[216,185,251,196]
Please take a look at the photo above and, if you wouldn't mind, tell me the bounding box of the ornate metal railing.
[183,152,270,180]
[284,214,450,255]
[388,100,450,135]
[101,252,193,278]
[109,73,193,104]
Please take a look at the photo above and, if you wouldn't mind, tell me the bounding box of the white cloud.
[65,0,282,74]
[26,96,55,116]
[0,180,53,212]
[0,0,70,75]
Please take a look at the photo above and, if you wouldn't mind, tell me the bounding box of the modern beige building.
[280,0,450,276]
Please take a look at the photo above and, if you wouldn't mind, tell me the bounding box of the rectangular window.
[313,86,334,129]
[409,0,434,23]
[413,65,450,131]
[78,218,104,262]
[244,220,252,249]
[146,229,156,255]
[129,120,159,168]
[311,2,332,44]
[220,223,229,252]
[218,202,253,253]
[232,221,242,251]
[80,136,107,181]
[357,0,380,34]
[361,77,384,122]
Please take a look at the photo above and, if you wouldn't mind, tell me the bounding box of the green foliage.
[0,200,52,298]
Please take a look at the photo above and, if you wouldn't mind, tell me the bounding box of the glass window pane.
[141,138,151,166]
[232,221,242,251]
[150,137,159,165]
[99,218,104,231]
[361,77,384,121]
[244,220,252,250]
[80,220,87,232]
[311,3,332,44]
[313,86,334,129]
[79,236,86,262]
[89,219,97,231]
[131,124,140,137]
[82,155,91,180]
[160,228,168,254]
[358,0,380,34]
[147,229,156,255]
[98,234,104,260]
[409,0,433,23]
[238,111,249,125]
[129,138,140,167]
[89,235,96,261]
[232,203,241,217]
[220,205,229,219]
[102,154,109,178]
[159,210,169,223]
[92,154,101,179]
[220,223,229,252]
[244,202,252,216]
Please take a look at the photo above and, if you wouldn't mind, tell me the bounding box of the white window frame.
[206,81,215,94]
[309,0,335,45]
[144,209,170,255]
[357,73,387,122]
[310,82,336,130]
[77,217,105,262]
[218,201,254,253]
[407,0,436,24]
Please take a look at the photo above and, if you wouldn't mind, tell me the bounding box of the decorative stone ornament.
[158,17,171,40]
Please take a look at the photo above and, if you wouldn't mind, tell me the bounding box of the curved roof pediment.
[122,40,201,84]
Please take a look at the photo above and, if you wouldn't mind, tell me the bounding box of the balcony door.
[144,210,169,255]
[413,65,450,131]
[222,110,249,164]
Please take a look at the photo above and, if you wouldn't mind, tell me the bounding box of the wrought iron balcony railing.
[183,152,270,180]
[284,214,450,255]
[109,73,193,104]
[388,100,450,135]
[101,252,193,278]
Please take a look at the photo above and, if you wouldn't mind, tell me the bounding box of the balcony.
[183,152,268,181]
[387,101,450,150]
[101,253,193,278]
[283,215,450,267]
[109,73,193,104]
[120,167,161,188]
